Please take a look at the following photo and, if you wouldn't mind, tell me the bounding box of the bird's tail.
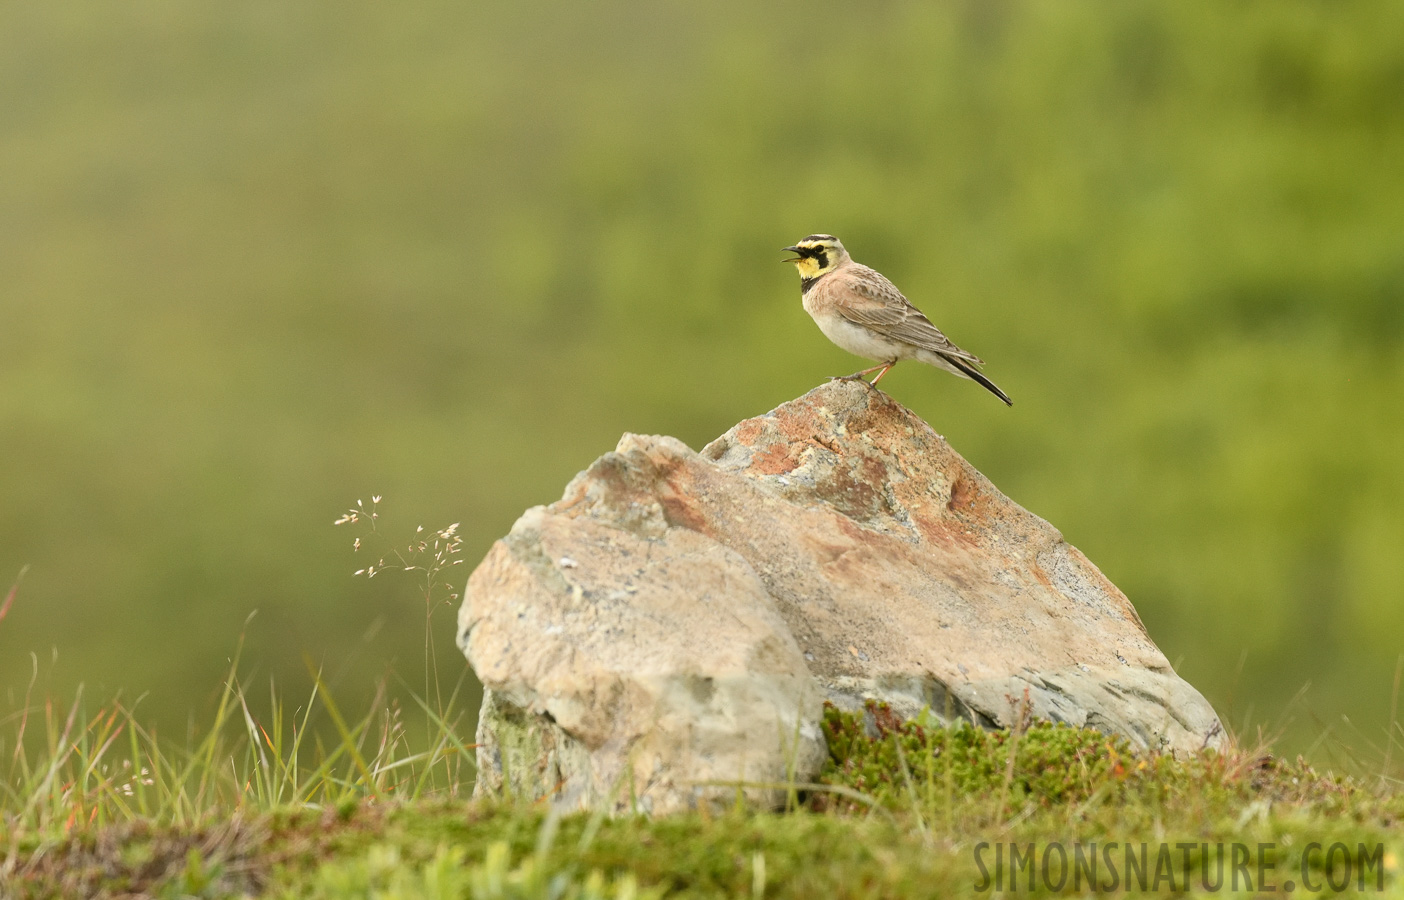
[945,355,1013,406]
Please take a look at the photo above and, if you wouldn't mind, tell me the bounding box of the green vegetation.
[5,694,1401,898]
[5,2,1404,892]
[3,1,1404,754]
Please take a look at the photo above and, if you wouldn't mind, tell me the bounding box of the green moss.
[813,700,1350,817]
[6,704,1399,898]
[283,841,663,900]
[816,700,1145,808]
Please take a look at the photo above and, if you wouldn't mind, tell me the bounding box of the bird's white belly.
[809,311,911,362]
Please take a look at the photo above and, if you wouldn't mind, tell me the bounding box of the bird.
[783,234,1012,405]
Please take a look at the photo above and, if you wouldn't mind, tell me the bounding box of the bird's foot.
[831,363,888,383]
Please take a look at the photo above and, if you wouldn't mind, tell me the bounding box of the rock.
[457,381,1225,813]
[459,498,825,814]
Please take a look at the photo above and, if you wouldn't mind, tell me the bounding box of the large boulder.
[457,381,1225,813]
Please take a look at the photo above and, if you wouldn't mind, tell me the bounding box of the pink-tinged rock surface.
[458,380,1224,813]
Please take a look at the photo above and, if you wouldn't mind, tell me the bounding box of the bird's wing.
[833,265,985,365]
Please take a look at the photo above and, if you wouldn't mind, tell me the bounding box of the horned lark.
[783,234,1012,405]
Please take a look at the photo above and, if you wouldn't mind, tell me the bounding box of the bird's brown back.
[811,262,984,364]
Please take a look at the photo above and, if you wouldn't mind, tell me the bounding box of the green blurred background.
[2,1,1402,758]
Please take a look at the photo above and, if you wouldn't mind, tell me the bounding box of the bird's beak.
[782,246,803,262]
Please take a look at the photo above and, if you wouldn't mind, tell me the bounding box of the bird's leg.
[831,363,888,382]
[868,361,898,386]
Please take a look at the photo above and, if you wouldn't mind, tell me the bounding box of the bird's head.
[782,234,848,280]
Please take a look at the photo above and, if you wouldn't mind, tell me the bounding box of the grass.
[4,514,1401,896]
[4,668,1404,899]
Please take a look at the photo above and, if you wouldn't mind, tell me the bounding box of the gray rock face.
[457,381,1225,813]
